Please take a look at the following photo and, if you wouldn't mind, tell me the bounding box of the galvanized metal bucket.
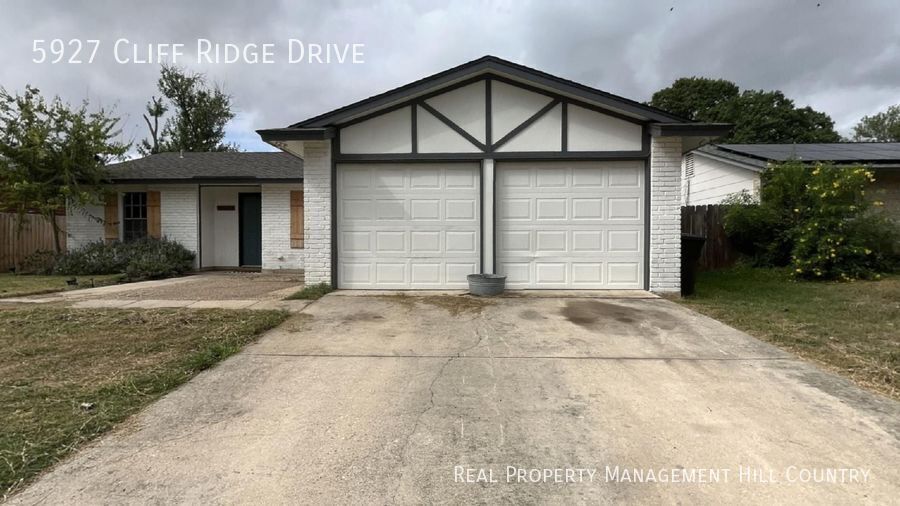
[467,273,507,296]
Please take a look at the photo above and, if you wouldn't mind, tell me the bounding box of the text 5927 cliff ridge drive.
[71,56,729,292]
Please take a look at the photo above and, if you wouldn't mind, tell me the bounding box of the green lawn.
[0,274,125,298]
[0,307,289,499]
[678,267,899,400]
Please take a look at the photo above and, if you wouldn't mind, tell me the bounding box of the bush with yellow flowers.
[724,161,898,280]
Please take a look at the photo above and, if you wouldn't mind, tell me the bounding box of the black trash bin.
[681,234,706,297]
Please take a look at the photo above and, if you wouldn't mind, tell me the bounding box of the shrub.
[724,161,899,280]
[54,241,129,275]
[791,166,898,280]
[17,250,59,275]
[123,237,195,279]
[54,237,195,280]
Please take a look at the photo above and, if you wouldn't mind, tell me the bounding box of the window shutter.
[147,191,161,239]
[290,189,304,249]
[104,194,119,243]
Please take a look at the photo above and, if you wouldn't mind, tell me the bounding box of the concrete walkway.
[9,293,899,504]
[0,272,310,312]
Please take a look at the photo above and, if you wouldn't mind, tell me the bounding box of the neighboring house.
[67,152,305,271]
[256,55,729,292]
[683,144,900,217]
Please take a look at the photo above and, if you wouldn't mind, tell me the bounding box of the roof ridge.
[288,54,687,128]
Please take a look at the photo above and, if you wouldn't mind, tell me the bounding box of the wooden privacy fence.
[681,205,739,271]
[0,212,66,270]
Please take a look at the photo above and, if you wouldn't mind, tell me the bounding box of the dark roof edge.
[650,123,733,137]
[108,177,303,185]
[256,127,335,142]
[289,55,689,128]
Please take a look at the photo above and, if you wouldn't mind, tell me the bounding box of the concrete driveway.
[10,293,900,504]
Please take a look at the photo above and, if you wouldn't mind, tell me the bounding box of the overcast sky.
[2,0,898,153]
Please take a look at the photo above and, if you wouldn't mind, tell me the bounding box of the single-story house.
[255,55,729,292]
[683,143,900,217]
[67,151,305,271]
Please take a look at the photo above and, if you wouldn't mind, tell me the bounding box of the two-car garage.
[337,161,644,289]
[260,56,710,293]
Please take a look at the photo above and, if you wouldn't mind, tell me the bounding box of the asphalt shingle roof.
[716,143,900,163]
[106,152,303,182]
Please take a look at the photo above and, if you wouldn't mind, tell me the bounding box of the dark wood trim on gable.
[418,101,487,152]
[333,75,656,159]
[490,99,560,152]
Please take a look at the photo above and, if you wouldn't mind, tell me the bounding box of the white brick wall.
[261,183,305,271]
[157,185,199,267]
[301,141,333,285]
[650,136,683,293]
[66,202,105,250]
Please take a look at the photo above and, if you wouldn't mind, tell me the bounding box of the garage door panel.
[607,197,641,220]
[608,262,640,285]
[410,199,440,220]
[496,161,644,289]
[376,263,406,284]
[608,167,641,187]
[535,230,567,252]
[536,199,567,220]
[342,263,372,284]
[338,163,480,289]
[572,263,603,284]
[446,263,477,285]
[375,231,405,253]
[410,262,441,285]
[446,167,477,188]
[342,199,373,220]
[571,230,603,252]
[445,199,477,221]
[572,198,603,219]
[535,263,567,285]
[411,231,441,253]
[608,230,641,252]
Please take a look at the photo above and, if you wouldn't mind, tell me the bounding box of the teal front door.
[239,193,262,267]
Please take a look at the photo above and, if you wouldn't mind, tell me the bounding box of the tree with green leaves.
[647,77,738,121]
[0,86,129,252]
[649,77,841,143]
[852,104,900,142]
[144,65,237,153]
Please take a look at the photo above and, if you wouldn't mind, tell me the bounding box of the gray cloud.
[2,0,898,152]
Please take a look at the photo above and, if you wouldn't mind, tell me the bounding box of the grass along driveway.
[0,274,125,298]
[0,307,288,499]
[678,267,899,400]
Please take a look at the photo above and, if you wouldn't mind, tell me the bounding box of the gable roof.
[260,55,735,143]
[292,55,687,128]
[105,152,303,183]
[695,143,900,171]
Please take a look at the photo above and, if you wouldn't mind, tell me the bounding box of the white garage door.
[495,161,645,289]
[337,163,480,288]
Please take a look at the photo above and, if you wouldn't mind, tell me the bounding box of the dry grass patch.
[678,267,899,400]
[0,307,288,499]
